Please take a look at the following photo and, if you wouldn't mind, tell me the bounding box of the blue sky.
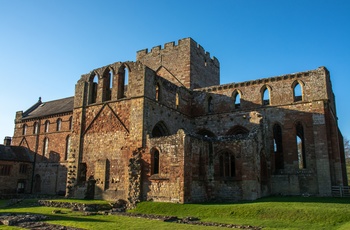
[1,0,350,140]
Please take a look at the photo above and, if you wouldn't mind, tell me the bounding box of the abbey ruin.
[3,38,348,203]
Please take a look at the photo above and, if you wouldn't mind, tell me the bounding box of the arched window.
[43,138,49,157]
[103,68,113,102]
[56,118,62,131]
[262,86,270,105]
[232,90,242,109]
[219,151,235,177]
[22,124,27,135]
[293,81,303,102]
[90,73,98,104]
[273,124,284,172]
[155,83,160,101]
[151,121,170,137]
[207,96,213,113]
[69,116,73,130]
[117,65,129,99]
[226,125,249,136]
[33,122,39,134]
[296,122,306,169]
[44,120,50,133]
[151,148,160,175]
[65,135,71,161]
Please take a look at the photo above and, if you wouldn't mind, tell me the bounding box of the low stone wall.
[38,200,113,212]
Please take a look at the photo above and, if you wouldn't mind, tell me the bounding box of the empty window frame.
[90,73,98,104]
[0,165,11,176]
[117,65,129,99]
[207,96,213,113]
[56,118,62,131]
[151,149,160,175]
[293,81,303,102]
[43,137,49,157]
[232,90,242,109]
[69,116,73,130]
[33,122,39,134]
[19,164,28,174]
[296,122,306,169]
[44,120,50,133]
[273,124,284,171]
[155,83,160,101]
[151,121,170,137]
[219,151,235,177]
[261,86,271,105]
[22,124,27,135]
[226,125,249,136]
[102,68,113,101]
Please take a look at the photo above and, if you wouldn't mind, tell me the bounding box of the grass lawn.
[1,197,350,229]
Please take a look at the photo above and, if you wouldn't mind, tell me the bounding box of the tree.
[344,137,350,159]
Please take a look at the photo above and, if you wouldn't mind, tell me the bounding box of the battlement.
[136,37,219,66]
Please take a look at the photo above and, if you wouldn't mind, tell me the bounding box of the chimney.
[3,136,11,146]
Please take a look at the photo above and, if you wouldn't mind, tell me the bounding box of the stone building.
[11,38,347,203]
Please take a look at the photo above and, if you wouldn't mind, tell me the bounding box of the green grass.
[1,197,350,229]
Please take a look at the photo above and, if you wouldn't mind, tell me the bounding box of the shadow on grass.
[194,196,350,205]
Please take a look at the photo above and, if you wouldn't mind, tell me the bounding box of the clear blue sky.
[1,0,350,140]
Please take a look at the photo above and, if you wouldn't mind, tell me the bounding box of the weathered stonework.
[9,37,347,204]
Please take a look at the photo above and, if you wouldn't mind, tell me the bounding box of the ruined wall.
[0,161,33,194]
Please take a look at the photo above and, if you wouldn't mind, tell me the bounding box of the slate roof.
[0,145,34,162]
[22,96,74,120]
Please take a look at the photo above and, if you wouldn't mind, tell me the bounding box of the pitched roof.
[0,145,35,162]
[23,97,74,120]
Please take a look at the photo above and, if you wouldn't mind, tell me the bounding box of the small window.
[19,164,28,174]
[33,122,39,134]
[296,122,306,169]
[65,135,71,161]
[152,149,160,174]
[155,84,160,101]
[69,116,73,130]
[0,165,11,176]
[293,82,302,102]
[90,74,98,104]
[175,92,179,108]
[56,118,62,131]
[262,87,270,105]
[207,96,213,113]
[44,120,50,133]
[17,180,25,193]
[273,124,284,172]
[219,151,235,177]
[233,90,241,109]
[22,124,27,135]
[43,138,49,157]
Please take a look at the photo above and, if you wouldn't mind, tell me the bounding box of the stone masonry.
[9,37,347,204]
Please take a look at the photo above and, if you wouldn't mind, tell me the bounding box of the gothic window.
[90,73,98,104]
[33,122,39,134]
[102,68,113,102]
[65,135,71,161]
[22,124,27,135]
[226,125,249,136]
[117,65,129,99]
[262,86,271,105]
[19,164,28,174]
[296,122,306,169]
[232,90,242,109]
[151,148,160,175]
[219,151,235,177]
[293,81,303,102]
[43,137,49,157]
[273,124,284,172]
[151,121,169,137]
[44,120,50,133]
[56,118,62,131]
[207,96,213,113]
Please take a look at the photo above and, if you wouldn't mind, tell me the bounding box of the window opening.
[207,96,213,113]
[44,121,49,133]
[33,122,39,134]
[175,92,179,108]
[155,84,160,101]
[219,152,235,177]
[296,123,306,169]
[233,91,241,108]
[294,82,302,102]
[65,135,71,160]
[226,125,249,136]
[0,165,11,176]
[151,121,169,137]
[56,119,62,131]
[22,124,27,135]
[273,124,284,171]
[263,87,270,105]
[19,164,28,174]
[152,149,159,174]
[69,116,73,130]
[90,74,98,104]
[43,138,49,157]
